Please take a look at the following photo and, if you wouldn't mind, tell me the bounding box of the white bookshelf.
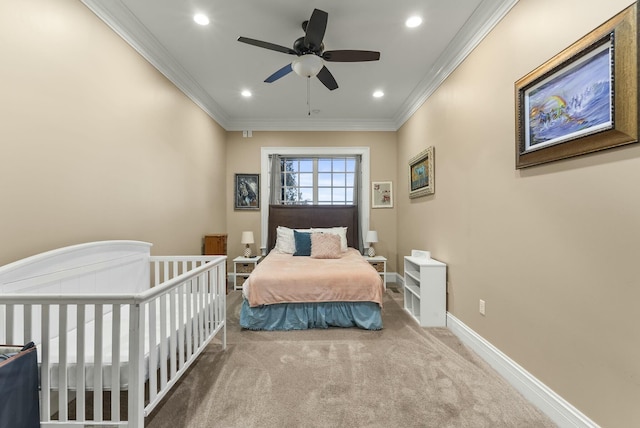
[403,250,447,327]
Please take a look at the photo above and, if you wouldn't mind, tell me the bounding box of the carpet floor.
[145,289,556,428]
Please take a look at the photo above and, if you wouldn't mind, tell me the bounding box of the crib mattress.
[42,297,217,391]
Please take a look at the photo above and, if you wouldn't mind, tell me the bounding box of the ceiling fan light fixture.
[292,55,324,78]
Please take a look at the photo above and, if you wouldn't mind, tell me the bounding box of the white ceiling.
[81,0,517,131]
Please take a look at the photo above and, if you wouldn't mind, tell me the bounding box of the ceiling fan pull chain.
[307,77,311,116]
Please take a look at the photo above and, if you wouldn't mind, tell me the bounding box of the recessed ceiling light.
[193,13,210,26]
[373,90,384,98]
[405,16,422,28]
[241,90,252,98]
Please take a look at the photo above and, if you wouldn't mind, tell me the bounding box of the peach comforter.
[243,248,384,307]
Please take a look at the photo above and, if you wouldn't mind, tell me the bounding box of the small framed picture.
[234,174,260,210]
[372,181,393,208]
[409,147,434,198]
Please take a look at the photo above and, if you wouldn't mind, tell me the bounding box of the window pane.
[299,188,313,203]
[345,173,355,186]
[346,158,356,172]
[333,174,345,186]
[283,172,297,187]
[332,188,346,201]
[299,173,313,186]
[282,159,298,173]
[318,173,332,186]
[318,159,332,172]
[333,158,346,172]
[318,187,332,201]
[346,188,354,203]
[299,159,313,172]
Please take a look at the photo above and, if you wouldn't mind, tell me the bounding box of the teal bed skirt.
[240,299,383,331]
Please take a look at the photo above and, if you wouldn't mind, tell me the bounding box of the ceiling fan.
[238,8,380,91]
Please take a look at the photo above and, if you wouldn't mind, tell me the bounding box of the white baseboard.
[446,313,600,428]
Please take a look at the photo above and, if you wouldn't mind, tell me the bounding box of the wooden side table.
[364,255,387,291]
[233,256,261,290]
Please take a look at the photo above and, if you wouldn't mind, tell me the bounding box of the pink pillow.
[311,233,342,259]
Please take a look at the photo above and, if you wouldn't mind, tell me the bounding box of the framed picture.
[372,181,393,208]
[234,174,260,210]
[408,147,434,199]
[515,4,637,169]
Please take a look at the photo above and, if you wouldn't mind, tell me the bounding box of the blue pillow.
[293,230,312,256]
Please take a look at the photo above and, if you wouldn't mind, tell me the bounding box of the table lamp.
[241,231,254,257]
[365,230,378,257]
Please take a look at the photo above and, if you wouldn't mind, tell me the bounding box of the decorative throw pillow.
[311,233,342,259]
[293,230,312,256]
[311,227,348,251]
[274,226,295,254]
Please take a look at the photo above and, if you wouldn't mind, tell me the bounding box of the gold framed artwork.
[372,181,393,208]
[515,4,637,169]
[409,147,434,199]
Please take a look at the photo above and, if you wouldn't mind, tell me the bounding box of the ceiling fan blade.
[238,36,297,55]
[304,9,328,51]
[265,63,293,83]
[316,66,338,91]
[322,50,381,62]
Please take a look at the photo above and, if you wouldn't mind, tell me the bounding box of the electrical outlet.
[479,299,486,316]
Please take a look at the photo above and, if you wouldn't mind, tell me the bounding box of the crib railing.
[0,255,226,428]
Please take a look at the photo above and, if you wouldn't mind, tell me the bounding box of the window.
[260,147,370,252]
[279,157,357,205]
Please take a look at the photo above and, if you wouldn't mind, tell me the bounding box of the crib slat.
[169,289,177,378]
[159,294,168,390]
[6,305,14,344]
[154,260,160,287]
[185,281,193,359]
[128,303,145,428]
[148,299,158,402]
[219,265,227,349]
[94,304,103,422]
[178,285,186,369]
[111,304,121,422]
[23,305,31,344]
[58,304,68,421]
[76,304,86,421]
[197,276,204,347]
[41,305,51,421]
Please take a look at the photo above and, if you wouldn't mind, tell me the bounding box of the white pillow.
[274,226,295,254]
[311,227,348,252]
[274,226,313,253]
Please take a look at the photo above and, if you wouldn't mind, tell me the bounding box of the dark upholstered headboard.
[268,205,359,252]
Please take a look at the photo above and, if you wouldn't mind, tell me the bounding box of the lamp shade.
[241,231,254,244]
[365,231,378,243]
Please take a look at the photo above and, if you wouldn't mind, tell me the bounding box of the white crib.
[0,240,227,427]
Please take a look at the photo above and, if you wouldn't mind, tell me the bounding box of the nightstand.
[233,256,261,291]
[364,255,387,290]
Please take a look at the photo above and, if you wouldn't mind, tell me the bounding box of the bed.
[239,205,383,331]
[0,240,227,428]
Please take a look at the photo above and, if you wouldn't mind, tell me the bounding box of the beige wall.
[397,0,639,426]
[3,0,638,425]
[225,131,398,271]
[0,0,227,264]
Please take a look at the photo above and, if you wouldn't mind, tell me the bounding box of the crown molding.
[82,0,517,132]
[393,0,519,129]
[226,118,397,132]
[81,0,231,128]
